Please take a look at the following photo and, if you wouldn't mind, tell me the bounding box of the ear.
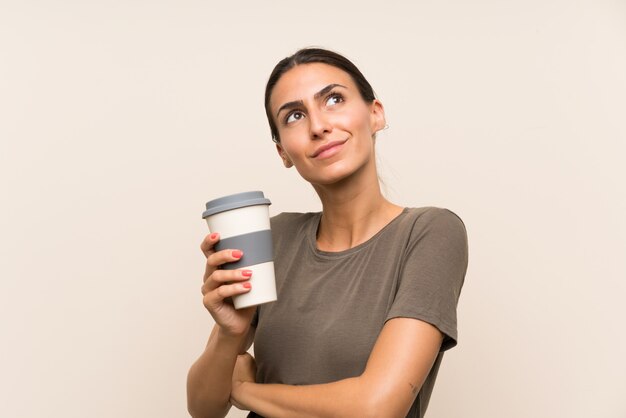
[369,99,386,134]
[275,143,293,168]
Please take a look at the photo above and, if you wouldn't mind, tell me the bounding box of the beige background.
[1,1,625,417]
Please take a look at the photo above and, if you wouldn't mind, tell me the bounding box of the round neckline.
[307,207,409,259]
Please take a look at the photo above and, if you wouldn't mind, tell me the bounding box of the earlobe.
[275,144,293,168]
[370,99,387,133]
[282,157,293,168]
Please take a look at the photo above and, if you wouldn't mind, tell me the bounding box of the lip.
[311,139,348,159]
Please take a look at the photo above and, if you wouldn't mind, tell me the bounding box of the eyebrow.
[275,83,347,118]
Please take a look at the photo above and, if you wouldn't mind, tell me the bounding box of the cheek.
[280,141,304,162]
[279,128,312,156]
[334,108,371,131]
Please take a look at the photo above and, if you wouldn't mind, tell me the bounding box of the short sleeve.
[384,208,469,352]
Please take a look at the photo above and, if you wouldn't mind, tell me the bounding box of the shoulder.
[270,211,319,235]
[401,206,468,252]
[418,206,466,230]
[403,206,466,232]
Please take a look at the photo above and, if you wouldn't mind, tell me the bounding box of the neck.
[311,164,403,252]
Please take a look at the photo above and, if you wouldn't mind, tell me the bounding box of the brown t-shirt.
[247,207,468,418]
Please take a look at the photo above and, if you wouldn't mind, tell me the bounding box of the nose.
[308,109,332,140]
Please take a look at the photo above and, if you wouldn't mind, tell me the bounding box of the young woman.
[187,48,469,418]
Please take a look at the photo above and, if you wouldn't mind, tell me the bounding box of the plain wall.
[1,1,625,417]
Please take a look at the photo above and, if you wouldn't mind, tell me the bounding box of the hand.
[230,353,257,410]
[200,233,257,337]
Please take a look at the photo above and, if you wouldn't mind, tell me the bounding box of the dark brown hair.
[264,47,377,143]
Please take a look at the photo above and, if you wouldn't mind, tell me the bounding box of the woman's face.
[269,63,385,186]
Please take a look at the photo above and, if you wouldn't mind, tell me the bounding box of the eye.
[285,111,305,124]
[325,93,344,107]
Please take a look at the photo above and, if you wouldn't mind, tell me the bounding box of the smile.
[311,139,348,159]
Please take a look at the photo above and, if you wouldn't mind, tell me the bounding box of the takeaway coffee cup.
[202,191,277,309]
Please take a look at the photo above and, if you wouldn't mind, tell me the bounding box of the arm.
[187,232,258,418]
[187,324,255,418]
[232,317,443,418]
[232,208,468,418]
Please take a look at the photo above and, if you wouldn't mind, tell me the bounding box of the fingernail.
[210,233,218,240]
[242,282,251,289]
[232,250,243,259]
[242,270,252,277]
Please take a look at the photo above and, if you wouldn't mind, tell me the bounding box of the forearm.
[235,376,374,418]
[187,326,247,418]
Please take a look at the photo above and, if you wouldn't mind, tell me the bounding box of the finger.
[200,232,220,258]
[204,249,244,280]
[202,269,252,294]
[203,282,252,309]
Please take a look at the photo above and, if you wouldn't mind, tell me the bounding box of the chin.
[300,165,357,186]
[301,173,348,186]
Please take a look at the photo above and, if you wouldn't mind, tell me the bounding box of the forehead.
[270,63,356,110]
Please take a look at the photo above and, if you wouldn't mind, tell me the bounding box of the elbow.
[362,402,392,418]
[186,391,230,418]
[186,405,203,418]
[363,403,405,418]
[186,375,229,418]
[186,398,203,418]
[187,403,227,418]
[186,397,209,418]
[355,381,391,418]
[186,376,206,418]
[359,382,408,418]
[186,406,204,418]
